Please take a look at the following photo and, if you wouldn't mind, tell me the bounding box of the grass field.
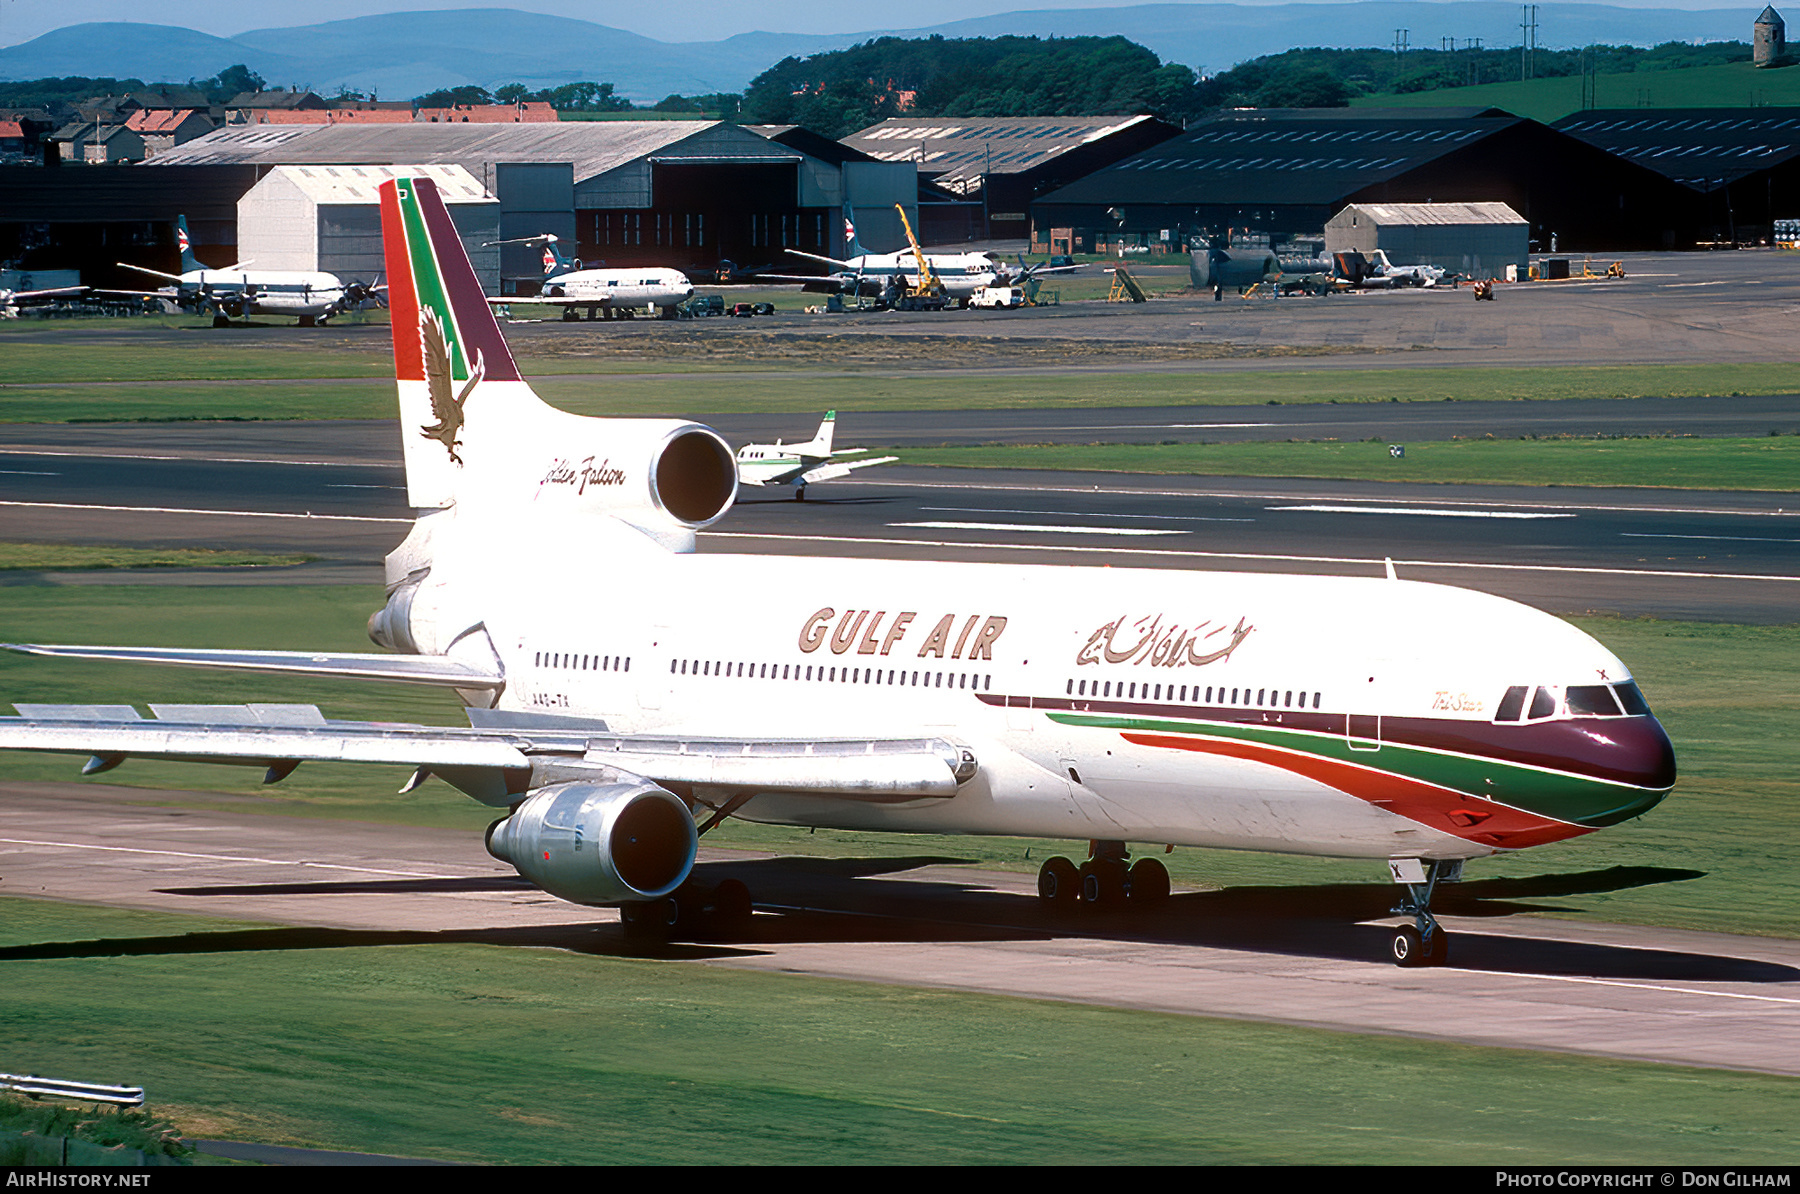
[0,544,310,571]
[891,433,1800,491]
[2,586,1797,939]
[1,896,1795,1166]
[1357,60,1800,123]
[9,362,1800,424]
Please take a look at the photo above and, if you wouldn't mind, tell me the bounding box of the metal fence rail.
[1,1072,145,1106]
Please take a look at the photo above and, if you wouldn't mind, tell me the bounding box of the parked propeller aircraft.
[758,204,1075,303]
[113,217,380,328]
[0,282,85,318]
[486,234,693,320]
[0,177,1678,967]
[734,411,898,500]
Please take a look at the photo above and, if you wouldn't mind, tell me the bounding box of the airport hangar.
[1551,107,1800,247]
[0,121,916,294]
[1028,106,1707,257]
[840,114,1182,245]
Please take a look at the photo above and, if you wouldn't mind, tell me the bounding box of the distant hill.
[0,4,1770,104]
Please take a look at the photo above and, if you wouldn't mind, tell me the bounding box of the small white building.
[1325,201,1528,277]
[237,164,501,292]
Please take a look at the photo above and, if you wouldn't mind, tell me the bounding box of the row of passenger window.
[534,651,631,673]
[1066,677,1324,710]
[1495,682,1651,722]
[673,658,993,691]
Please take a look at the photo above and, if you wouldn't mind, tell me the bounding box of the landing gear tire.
[705,879,754,940]
[212,314,231,328]
[1391,925,1426,967]
[794,485,806,502]
[1127,858,1170,907]
[561,308,579,322]
[1079,858,1127,909]
[1037,856,1079,908]
[619,897,680,942]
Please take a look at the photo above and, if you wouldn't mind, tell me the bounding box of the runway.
[3,783,1796,1078]
[1,423,1795,622]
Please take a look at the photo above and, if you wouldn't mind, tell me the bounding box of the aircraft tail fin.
[175,215,204,273]
[805,410,837,456]
[842,203,866,258]
[380,176,531,509]
[542,236,577,278]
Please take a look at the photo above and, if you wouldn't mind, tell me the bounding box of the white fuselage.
[839,252,1001,298]
[543,268,693,310]
[179,269,349,317]
[734,443,816,486]
[407,480,1671,864]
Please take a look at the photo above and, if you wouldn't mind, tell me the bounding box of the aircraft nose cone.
[1569,714,1677,825]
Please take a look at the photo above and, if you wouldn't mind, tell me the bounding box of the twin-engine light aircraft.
[734,411,897,500]
[0,178,1677,967]
[114,217,379,328]
[486,234,693,321]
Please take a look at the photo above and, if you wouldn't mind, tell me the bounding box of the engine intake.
[485,780,697,906]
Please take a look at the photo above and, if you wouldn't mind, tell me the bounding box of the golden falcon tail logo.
[418,308,484,466]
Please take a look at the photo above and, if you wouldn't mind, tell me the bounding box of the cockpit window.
[1527,686,1558,720]
[1566,684,1625,717]
[1495,685,1528,722]
[1613,681,1652,716]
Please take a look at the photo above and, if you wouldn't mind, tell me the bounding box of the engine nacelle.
[485,780,698,906]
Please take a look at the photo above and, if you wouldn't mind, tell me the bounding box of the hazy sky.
[0,0,1759,48]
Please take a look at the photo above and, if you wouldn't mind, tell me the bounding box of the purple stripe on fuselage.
[979,693,1676,789]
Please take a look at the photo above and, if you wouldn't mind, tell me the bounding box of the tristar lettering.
[539,456,627,496]
[1077,614,1255,669]
[797,608,1007,660]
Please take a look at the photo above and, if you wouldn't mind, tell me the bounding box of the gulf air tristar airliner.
[0,178,1677,967]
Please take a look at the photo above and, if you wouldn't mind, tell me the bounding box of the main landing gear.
[1388,858,1460,967]
[1037,840,1170,913]
[620,878,754,944]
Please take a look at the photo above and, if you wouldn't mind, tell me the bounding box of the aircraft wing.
[2,643,504,690]
[785,249,856,270]
[8,286,86,301]
[116,263,184,283]
[796,455,899,485]
[0,703,974,805]
[753,272,851,291]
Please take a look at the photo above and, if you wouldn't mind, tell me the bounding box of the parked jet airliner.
[486,234,692,320]
[0,178,1677,967]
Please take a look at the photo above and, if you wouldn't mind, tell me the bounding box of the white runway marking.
[922,505,1254,523]
[0,447,385,469]
[1270,504,1576,520]
[705,531,1800,582]
[1497,971,1800,1007]
[838,476,1800,520]
[0,836,458,879]
[1623,532,1800,544]
[894,521,1185,536]
[0,500,409,525]
[0,469,58,476]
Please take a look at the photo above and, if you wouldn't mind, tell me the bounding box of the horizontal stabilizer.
[1,643,504,690]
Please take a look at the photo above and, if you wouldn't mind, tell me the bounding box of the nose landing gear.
[1388,858,1459,967]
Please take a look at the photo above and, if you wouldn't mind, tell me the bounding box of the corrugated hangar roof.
[1037,108,1521,207]
[259,163,493,204]
[150,121,801,185]
[842,115,1156,187]
[1337,201,1525,225]
[1550,108,1800,190]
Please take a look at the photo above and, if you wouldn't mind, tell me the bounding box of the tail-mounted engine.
[485,779,698,906]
